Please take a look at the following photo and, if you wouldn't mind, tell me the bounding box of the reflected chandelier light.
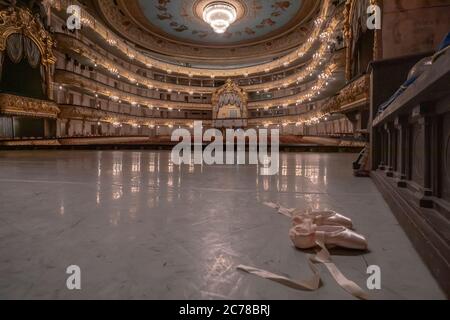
[203,2,237,34]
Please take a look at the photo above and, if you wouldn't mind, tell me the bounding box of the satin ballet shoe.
[289,221,368,251]
[291,209,354,229]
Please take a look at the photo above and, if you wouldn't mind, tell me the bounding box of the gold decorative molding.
[54,70,211,111]
[59,105,210,128]
[58,137,151,146]
[59,105,108,121]
[343,0,355,81]
[212,79,248,119]
[248,74,369,127]
[344,0,382,80]
[0,139,61,147]
[344,0,359,80]
[248,60,343,109]
[0,7,56,66]
[57,33,336,94]
[0,93,60,118]
[0,139,61,146]
[55,34,215,95]
[371,0,383,61]
[53,62,342,112]
[57,32,343,93]
[324,74,369,113]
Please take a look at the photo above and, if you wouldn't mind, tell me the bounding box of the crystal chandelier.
[203,2,237,34]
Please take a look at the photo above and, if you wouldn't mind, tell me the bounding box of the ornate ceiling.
[135,0,303,45]
[94,0,320,65]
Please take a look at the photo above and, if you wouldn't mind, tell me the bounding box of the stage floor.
[0,151,445,299]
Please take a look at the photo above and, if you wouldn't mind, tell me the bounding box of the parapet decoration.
[323,74,369,113]
[0,93,60,118]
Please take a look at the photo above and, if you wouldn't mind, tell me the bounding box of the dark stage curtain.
[0,34,45,100]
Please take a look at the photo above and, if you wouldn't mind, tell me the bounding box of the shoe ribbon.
[243,203,370,299]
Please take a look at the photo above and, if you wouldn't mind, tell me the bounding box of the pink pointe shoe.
[292,209,354,229]
[289,221,368,250]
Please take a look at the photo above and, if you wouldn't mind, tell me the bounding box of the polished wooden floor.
[0,151,445,299]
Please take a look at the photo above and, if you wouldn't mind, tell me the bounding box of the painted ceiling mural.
[137,0,303,44]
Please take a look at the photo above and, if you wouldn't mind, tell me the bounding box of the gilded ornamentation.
[0,93,60,118]
[343,0,382,80]
[323,74,369,113]
[370,0,382,61]
[54,55,343,111]
[59,105,108,121]
[0,6,56,66]
[59,105,211,128]
[56,34,215,95]
[56,33,343,94]
[54,70,211,110]
[248,55,343,109]
[212,79,248,120]
[251,74,369,127]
